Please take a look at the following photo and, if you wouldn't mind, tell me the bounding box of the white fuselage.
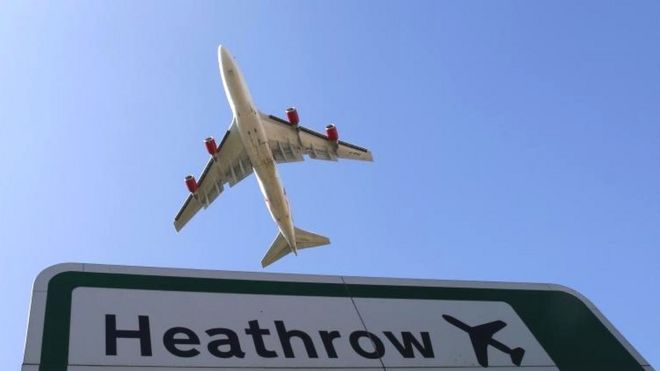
[218,47,297,252]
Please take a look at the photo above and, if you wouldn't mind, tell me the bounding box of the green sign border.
[38,271,642,371]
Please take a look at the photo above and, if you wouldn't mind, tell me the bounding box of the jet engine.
[286,107,300,125]
[325,124,339,142]
[185,175,198,193]
[205,137,218,155]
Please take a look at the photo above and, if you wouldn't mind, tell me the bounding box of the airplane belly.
[255,165,289,220]
[254,162,295,243]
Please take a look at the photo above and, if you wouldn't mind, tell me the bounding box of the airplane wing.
[260,113,373,163]
[174,119,252,231]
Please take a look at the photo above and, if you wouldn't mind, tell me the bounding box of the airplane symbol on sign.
[442,314,525,367]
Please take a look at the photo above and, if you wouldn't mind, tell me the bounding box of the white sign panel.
[23,263,653,371]
[68,288,554,369]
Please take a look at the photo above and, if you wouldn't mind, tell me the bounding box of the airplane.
[442,314,525,367]
[174,46,373,267]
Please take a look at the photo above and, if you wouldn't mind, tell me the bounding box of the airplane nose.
[218,45,232,70]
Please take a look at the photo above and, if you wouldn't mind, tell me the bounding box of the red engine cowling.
[286,107,300,125]
[185,175,198,193]
[325,124,339,142]
[205,137,218,155]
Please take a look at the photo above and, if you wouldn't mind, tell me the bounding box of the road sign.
[23,263,652,371]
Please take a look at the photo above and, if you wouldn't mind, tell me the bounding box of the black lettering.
[163,327,200,357]
[319,330,341,358]
[105,314,152,356]
[349,330,384,359]
[245,320,277,358]
[206,328,246,358]
[275,320,318,358]
[384,331,434,358]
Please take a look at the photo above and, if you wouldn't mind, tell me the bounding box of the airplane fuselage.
[218,47,297,252]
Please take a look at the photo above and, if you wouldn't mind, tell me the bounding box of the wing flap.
[269,139,304,163]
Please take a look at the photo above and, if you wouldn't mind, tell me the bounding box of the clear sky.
[1,0,659,368]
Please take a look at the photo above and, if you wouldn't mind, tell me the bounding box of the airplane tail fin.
[261,227,329,267]
[510,347,525,366]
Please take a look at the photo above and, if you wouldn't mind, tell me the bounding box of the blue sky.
[1,0,659,368]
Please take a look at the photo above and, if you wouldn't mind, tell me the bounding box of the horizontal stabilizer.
[261,227,329,267]
[294,227,330,248]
